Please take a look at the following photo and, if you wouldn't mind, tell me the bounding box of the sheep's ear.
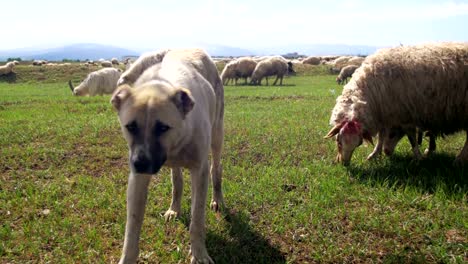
[363,131,374,146]
[111,85,132,111]
[324,123,343,139]
[172,88,194,118]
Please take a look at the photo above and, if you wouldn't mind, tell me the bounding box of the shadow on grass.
[0,72,17,83]
[180,208,286,264]
[347,153,468,196]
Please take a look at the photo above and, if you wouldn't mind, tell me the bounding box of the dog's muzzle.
[131,147,167,175]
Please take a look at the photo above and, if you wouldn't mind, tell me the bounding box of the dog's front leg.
[189,161,213,264]
[119,173,152,264]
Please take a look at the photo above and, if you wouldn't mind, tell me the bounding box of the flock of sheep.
[2,42,468,165]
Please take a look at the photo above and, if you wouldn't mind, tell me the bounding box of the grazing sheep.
[117,49,170,86]
[336,65,359,85]
[347,56,365,67]
[302,56,321,65]
[111,58,119,65]
[68,68,121,96]
[101,60,113,67]
[32,60,47,66]
[332,56,352,69]
[324,42,468,165]
[0,62,16,75]
[251,56,290,86]
[220,57,258,85]
[220,60,237,85]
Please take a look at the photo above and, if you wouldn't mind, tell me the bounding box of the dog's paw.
[210,200,223,212]
[190,250,214,264]
[164,209,179,221]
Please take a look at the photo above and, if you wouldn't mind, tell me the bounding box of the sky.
[1,0,467,51]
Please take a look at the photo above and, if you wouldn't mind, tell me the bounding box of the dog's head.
[111,82,194,174]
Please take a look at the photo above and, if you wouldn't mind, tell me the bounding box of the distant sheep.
[68,68,121,96]
[325,42,468,165]
[302,56,321,65]
[332,56,352,69]
[111,58,119,65]
[220,57,257,85]
[0,62,16,76]
[336,65,359,85]
[220,60,237,85]
[32,60,47,66]
[101,60,113,67]
[251,56,289,86]
[347,56,365,66]
[117,49,170,86]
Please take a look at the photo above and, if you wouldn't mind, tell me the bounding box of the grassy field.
[0,68,467,263]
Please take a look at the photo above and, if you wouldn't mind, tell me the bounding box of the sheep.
[32,60,47,66]
[302,56,321,65]
[68,68,121,96]
[220,57,258,85]
[332,56,352,69]
[117,49,170,86]
[220,60,237,85]
[251,56,290,86]
[0,62,16,76]
[324,42,468,166]
[101,60,113,67]
[111,58,119,65]
[347,56,365,67]
[336,65,359,85]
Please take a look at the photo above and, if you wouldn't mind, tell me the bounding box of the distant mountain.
[0,43,380,61]
[0,43,138,61]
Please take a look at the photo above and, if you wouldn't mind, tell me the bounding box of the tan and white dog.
[111,49,224,264]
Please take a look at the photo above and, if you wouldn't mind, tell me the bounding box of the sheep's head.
[324,120,373,166]
[335,76,342,85]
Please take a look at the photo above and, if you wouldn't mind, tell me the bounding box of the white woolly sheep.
[220,60,237,85]
[0,62,16,76]
[332,56,352,69]
[68,68,121,96]
[325,42,468,166]
[111,58,119,65]
[336,65,359,85]
[32,60,47,66]
[101,60,113,67]
[251,56,290,86]
[347,56,365,67]
[117,49,170,86]
[220,57,257,85]
[302,56,321,65]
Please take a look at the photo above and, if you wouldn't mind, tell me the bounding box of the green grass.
[1,73,467,263]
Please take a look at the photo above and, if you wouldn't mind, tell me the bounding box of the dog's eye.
[125,121,138,134]
[154,121,171,135]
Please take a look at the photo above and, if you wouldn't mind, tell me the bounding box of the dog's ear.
[172,88,194,118]
[111,85,132,111]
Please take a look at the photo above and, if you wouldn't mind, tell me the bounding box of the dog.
[111,49,224,264]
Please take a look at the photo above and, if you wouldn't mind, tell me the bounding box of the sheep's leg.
[367,129,384,160]
[424,132,436,156]
[454,131,468,165]
[407,130,423,160]
[273,75,279,86]
[417,129,423,145]
[280,76,283,86]
[265,77,269,86]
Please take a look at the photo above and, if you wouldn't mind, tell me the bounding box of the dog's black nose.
[132,155,151,173]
